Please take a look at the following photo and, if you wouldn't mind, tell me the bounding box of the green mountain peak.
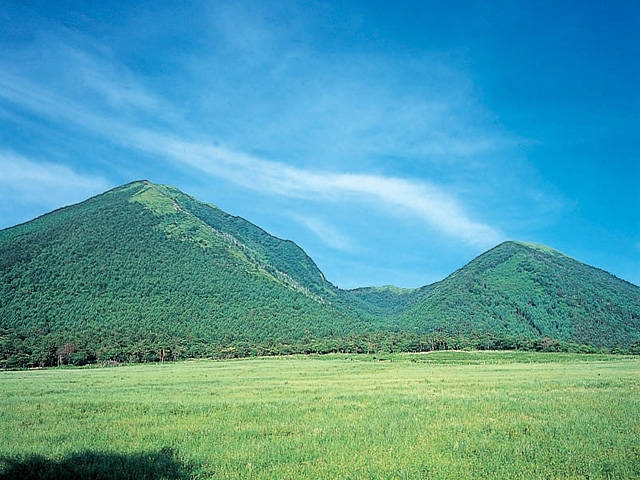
[1,182,638,367]
[399,239,640,348]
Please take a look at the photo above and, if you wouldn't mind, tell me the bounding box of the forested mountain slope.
[1,181,639,367]
[0,181,365,366]
[395,242,640,349]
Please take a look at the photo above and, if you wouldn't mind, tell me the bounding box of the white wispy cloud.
[288,213,358,252]
[0,27,178,134]
[0,150,109,194]
[0,150,110,227]
[0,24,502,247]
[169,1,519,169]
[130,133,502,246]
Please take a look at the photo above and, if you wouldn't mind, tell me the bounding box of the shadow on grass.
[0,447,194,480]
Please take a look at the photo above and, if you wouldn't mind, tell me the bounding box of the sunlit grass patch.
[1,352,638,479]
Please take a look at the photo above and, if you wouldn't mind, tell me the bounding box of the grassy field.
[1,352,639,479]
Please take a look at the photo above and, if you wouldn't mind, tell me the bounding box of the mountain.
[391,242,640,350]
[0,181,370,367]
[1,181,639,367]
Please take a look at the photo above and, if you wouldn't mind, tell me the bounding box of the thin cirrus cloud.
[287,213,357,252]
[0,150,110,227]
[132,133,503,247]
[0,30,502,248]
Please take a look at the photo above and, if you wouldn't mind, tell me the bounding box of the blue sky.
[1,0,638,288]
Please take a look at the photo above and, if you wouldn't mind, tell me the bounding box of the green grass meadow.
[1,352,639,479]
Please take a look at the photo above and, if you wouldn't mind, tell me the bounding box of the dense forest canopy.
[1,181,639,368]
